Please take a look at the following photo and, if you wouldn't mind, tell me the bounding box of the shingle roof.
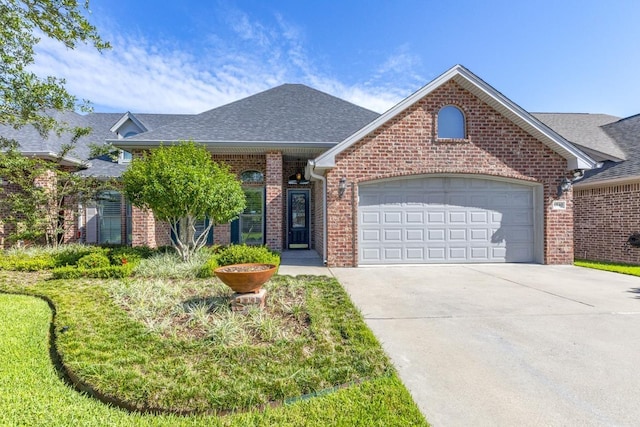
[123,84,380,143]
[577,114,640,184]
[532,113,624,161]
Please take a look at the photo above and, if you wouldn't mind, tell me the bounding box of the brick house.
[3,64,636,267]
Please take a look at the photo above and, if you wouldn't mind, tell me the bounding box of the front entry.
[288,190,310,249]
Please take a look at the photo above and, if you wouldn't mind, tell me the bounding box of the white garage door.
[359,176,535,264]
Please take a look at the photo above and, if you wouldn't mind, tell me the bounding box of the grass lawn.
[574,259,640,277]
[0,267,427,426]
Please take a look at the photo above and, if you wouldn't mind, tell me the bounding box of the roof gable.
[313,65,596,171]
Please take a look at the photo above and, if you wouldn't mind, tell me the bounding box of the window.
[437,106,466,139]
[120,131,137,163]
[240,170,264,184]
[240,188,264,245]
[233,170,265,245]
[97,191,122,244]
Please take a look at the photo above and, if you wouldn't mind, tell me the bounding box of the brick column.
[131,206,157,247]
[265,152,283,251]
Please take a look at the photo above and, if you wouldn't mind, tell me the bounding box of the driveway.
[330,264,640,427]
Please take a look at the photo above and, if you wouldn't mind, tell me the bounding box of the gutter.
[305,160,328,266]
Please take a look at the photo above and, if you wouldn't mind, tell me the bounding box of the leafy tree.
[122,142,246,261]
[0,0,109,140]
[0,143,115,246]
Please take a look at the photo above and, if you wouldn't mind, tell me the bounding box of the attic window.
[240,170,264,184]
[437,106,466,139]
[120,131,136,163]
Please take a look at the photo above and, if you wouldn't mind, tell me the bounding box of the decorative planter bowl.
[214,263,277,293]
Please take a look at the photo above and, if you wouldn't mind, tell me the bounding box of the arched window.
[437,106,466,139]
[240,170,264,184]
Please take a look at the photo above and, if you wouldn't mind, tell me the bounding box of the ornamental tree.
[122,141,246,261]
[0,142,115,246]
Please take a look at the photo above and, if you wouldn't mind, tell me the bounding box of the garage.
[358,176,539,264]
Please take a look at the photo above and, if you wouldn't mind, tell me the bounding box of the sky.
[30,0,640,118]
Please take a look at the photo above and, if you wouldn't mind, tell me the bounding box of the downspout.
[306,160,328,265]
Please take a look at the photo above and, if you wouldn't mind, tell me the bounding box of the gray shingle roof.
[532,113,624,161]
[124,84,380,143]
[578,114,640,184]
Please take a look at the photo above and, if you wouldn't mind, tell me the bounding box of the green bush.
[54,245,108,267]
[197,256,219,278]
[214,244,280,267]
[107,246,153,266]
[50,266,84,279]
[51,264,134,279]
[77,253,111,269]
[0,255,56,271]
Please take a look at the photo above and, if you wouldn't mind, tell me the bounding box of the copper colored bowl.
[214,263,277,293]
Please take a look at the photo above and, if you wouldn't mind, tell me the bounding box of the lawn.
[574,259,640,277]
[0,253,427,426]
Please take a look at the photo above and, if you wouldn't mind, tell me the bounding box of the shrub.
[197,256,219,278]
[214,244,280,267]
[77,253,111,269]
[51,264,134,279]
[107,246,153,266]
[0,255,56,271]
[54,245,108,267]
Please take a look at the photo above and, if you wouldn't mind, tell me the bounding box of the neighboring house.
[1,65,637,266]
[533,113,640,264]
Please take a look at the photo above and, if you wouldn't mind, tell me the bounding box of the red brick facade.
[128,152,316,252]
[325,80,573,266]
[574,181,640,264]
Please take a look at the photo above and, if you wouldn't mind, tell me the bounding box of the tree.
[0,143,115,246]
[0,0,109,140]
[122,142,246,262]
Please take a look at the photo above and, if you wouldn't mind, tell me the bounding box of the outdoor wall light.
[338,177,347,198]
[557,177,572,197]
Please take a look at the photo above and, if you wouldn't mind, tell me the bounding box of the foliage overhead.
[0,0,109,140]
[122,141,246,261]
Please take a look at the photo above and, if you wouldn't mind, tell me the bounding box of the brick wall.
[574,182,640,264]
[265,152,283,251]
[325,80,572,267]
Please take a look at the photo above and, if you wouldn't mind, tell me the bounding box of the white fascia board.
[109,112,148,133]
[313,64,597,171]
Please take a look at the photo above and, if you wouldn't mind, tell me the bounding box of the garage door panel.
[384,229,402,241]
[359,176,535,264]
[428,229,446,241]
[361,229,380,242]
[383,212,402,224]
[405,211,424,224]
[406,229,425,241]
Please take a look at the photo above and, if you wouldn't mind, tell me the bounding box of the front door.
[288,190,309,249]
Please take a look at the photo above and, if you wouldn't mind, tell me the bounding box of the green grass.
[0,271,427,426]
[575,259,640,277]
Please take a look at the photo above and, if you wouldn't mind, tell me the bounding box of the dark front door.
[288,190,309,249]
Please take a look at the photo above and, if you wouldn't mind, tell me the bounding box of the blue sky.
[32,0,639,117]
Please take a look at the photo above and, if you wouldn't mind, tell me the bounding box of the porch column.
[265,151,283,251]
[131,206,157,247]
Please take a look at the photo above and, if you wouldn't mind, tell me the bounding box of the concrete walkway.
[278,250,330,276]
[331,264,640,427]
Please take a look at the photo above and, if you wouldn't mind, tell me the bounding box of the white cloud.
[29,12,422,114]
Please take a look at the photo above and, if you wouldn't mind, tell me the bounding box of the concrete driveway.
[330,264,640,427]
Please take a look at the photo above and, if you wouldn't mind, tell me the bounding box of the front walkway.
[278,250,330,276]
